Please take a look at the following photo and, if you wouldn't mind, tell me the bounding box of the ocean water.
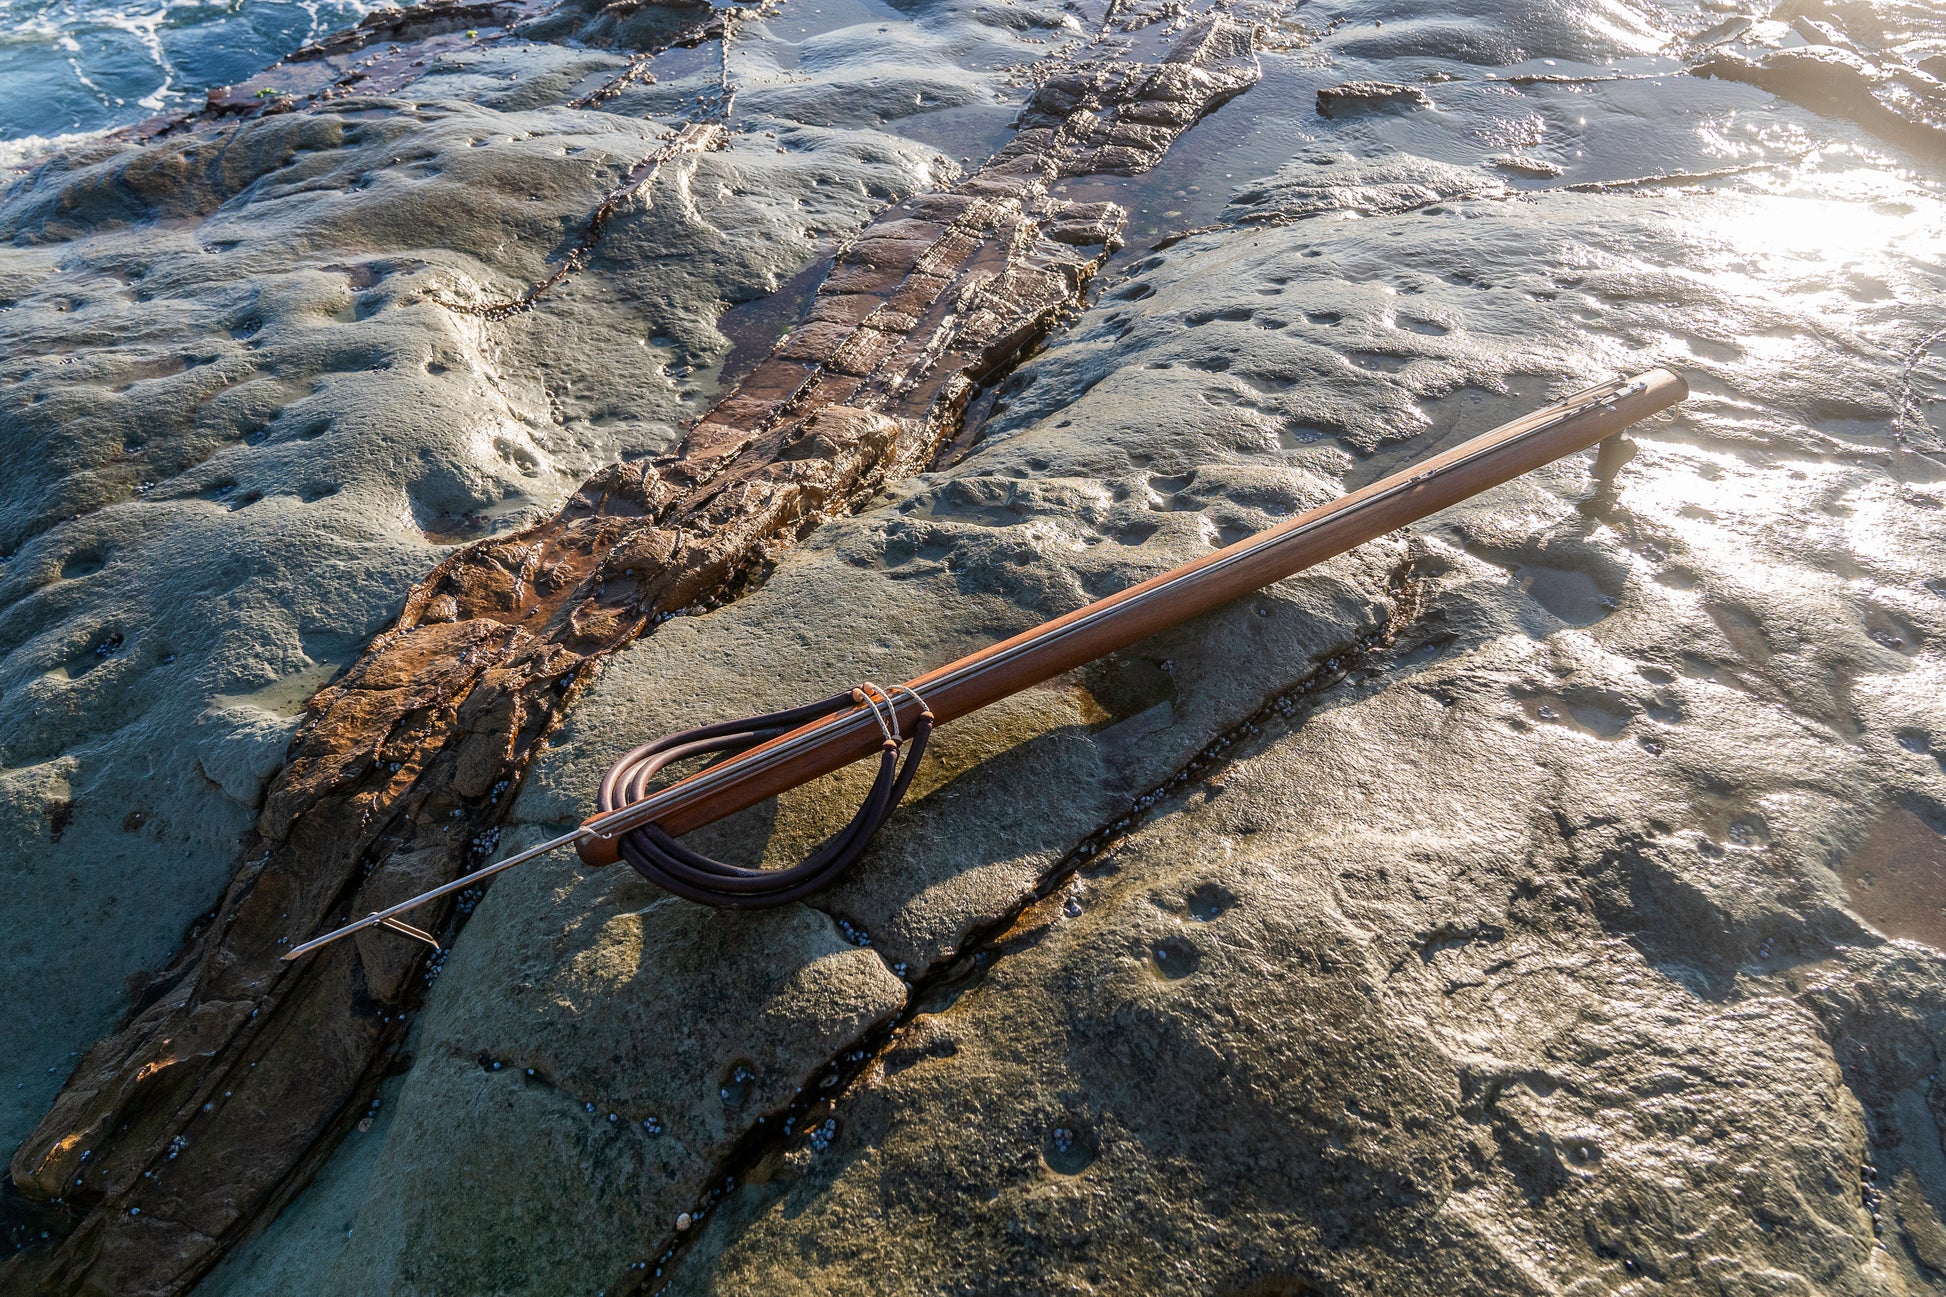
[0,0,374,155]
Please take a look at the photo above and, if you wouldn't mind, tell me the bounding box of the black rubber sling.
[593,687,933,907]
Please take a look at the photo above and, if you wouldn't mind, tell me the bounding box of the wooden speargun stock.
[283,367,1686,961]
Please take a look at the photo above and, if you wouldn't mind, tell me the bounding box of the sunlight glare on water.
[1657,157,1945,353]
[1578,0,1671,55]
[1724,169,1943,267]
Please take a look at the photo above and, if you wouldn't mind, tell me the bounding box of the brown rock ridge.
[201,0,536,116]
[3,7,1258,1295]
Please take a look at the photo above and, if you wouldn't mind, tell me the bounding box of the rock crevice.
[3,5,1260,1292]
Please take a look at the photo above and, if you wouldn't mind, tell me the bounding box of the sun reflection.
[1702,165,1943,270]
[1613,446,1868,597]
[1580,0,1671,54]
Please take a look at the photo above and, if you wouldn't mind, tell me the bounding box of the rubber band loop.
[593,688,934,908]
[853,683,898,744]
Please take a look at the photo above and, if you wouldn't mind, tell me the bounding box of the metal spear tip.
[274,824,592,962]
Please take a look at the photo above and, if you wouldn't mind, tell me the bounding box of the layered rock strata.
[14,0,1946,1293]
[195,19,1946,1288]
[195,0,729,130]
[3,4,1258,1293]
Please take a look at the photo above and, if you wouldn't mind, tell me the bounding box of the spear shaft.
[578,367,1684,854]
[283,367,1685,961]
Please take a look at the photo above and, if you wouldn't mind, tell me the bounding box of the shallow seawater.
[0,0,375,147]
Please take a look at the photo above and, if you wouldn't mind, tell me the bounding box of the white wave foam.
[0,126,116,170]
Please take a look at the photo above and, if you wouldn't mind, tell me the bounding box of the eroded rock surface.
[1225,150,1505,226]
[684,605,1921,1293]
[0,82,926,1131]
[194,0,1946,1293]
[1315,79,1432,116]
[1694,46,1946,158]
[4,0,1258,1291]
[6,0,1946,1292]
[632,214,1946,1295]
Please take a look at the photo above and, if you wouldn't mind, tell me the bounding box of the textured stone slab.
[3,1,1259,1291]
[303,166,1946,1297]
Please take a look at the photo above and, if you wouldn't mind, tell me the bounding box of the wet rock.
[4,1,1259,1291]
[181,0,720,130]
[686,663,1896,1292]
[243,81,1946,1297]
[11,0,1946,1291]
[226,892,906,1295]
[1,88,918,1176]
[1693,46,1946,158]
[1316,80,1433,118]
[1226,151,1502,223]
[188,102,1932,1296]
[0,24,951,1297]
[1488,153,1562,178]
